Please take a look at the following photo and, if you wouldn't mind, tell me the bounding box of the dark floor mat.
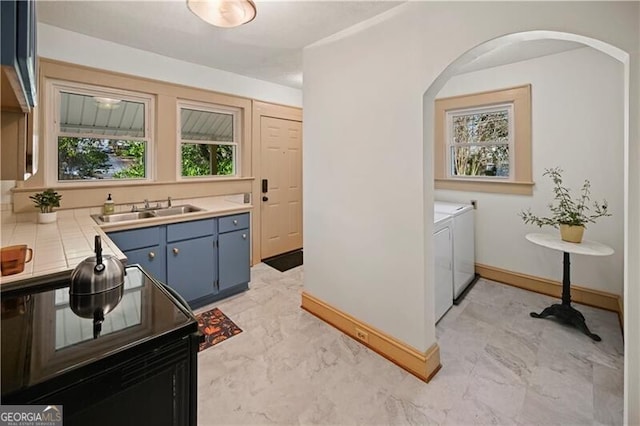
[263,249,303,272]
[196,308,242,352]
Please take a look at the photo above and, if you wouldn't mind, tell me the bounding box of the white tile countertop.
[0,195,252,288]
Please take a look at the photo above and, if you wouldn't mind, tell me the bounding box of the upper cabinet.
[1,0,37,112]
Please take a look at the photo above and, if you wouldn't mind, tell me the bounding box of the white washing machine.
[434,201,476,301]
[433,212,453,322]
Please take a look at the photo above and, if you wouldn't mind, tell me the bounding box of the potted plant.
[519,167,610,243]
[29,188,62,224]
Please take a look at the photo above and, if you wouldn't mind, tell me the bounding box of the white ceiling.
[37,0,404,89]
[38,2,588,90]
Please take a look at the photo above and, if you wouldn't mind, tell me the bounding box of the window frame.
[435,84,533,195]
[445,103,514,180]
[176,100,241,180]
[46,79,155,186]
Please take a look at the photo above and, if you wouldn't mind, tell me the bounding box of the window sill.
[177,176,253,183]
[434,178,534,195]
[15,177,256,193]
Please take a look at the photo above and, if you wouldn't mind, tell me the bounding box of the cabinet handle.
[148,251,155,259]
[233,219,238,225]
[242,234,247,239]
[172,248,179,255]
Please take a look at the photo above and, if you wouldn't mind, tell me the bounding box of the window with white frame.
[51,81,153,183]
[434,85,532,195]
[447,104,513,178]
[178,102,239,178]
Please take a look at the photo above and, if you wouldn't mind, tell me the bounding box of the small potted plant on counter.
[519,167,610,243]
[30,188,63,224]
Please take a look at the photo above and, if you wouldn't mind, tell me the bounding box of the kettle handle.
[94,235,105,273]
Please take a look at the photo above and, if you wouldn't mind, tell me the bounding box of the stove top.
[1,265,196,397]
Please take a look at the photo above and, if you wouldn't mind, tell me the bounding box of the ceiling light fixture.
[93,97,122,110]
[187,0,257,28]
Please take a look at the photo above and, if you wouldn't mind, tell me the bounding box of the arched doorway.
[424,30,631,420]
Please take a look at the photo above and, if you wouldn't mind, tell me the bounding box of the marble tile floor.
[195,264,624,425]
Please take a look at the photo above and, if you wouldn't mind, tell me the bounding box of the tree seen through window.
[451,108,510,178]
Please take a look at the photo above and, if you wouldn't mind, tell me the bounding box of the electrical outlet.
[355,328,369,343]
[471,200,477,209]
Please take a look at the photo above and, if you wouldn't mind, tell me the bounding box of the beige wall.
[1,112,22,180]
[15,60,299,209]
[9,58,301,265]
[22,59,254,199]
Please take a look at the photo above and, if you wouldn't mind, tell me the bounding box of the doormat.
[263,249,303,272]
[196,308,243,352]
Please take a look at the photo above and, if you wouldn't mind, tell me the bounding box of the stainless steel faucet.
[143,199,150,209]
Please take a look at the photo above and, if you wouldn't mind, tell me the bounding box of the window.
[51,81,153,183]
[435,85,532,195]
[178,102,239,178]
[448,105,512,178]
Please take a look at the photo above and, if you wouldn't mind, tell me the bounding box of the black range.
[1,265,200,426]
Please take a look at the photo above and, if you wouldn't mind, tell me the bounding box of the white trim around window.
[445,103,515,180]
[45,79,155,186]
[176,100,241,180]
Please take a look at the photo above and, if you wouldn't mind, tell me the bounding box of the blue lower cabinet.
[166,236,217,303]
[108,213,250,308]
[124,245,166,283]
[218,229,250,291]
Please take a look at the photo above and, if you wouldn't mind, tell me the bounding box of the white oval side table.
[525,233,614,341]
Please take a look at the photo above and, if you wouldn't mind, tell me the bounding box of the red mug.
[1,245,33,276]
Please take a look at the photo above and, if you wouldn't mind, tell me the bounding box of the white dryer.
[433,212,453,322]
[434,201,476,301]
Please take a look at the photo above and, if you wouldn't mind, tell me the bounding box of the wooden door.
[260,117,302,259]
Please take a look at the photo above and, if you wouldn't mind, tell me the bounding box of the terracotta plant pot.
[560,224,584,243]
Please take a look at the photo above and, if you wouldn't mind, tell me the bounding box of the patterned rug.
[196,308,243,352]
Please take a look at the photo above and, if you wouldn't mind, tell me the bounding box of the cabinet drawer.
[218,213,249,233]
[167,219,216,243]
[108,227,161,251]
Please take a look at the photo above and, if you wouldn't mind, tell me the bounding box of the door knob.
[172,248,179,255]
[148,251,155,259]
[242,234,247,239]
[262,196,269,202]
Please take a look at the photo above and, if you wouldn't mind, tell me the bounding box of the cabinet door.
[166,236,216,303]
[16,0,37,108]
[125,245,166,283]
[218,229,250,291]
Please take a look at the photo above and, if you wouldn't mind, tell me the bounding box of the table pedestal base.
[530,303,601,341]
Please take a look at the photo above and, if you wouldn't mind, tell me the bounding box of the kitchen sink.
[152,205,203,217]
[93,211,156,223]
[91,205,203,224]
